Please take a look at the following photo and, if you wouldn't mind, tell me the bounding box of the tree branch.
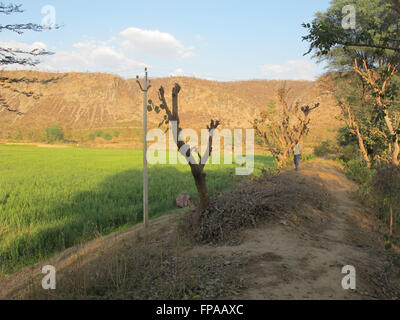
[0,3,23,15]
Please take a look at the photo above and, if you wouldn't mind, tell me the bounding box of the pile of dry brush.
[180,169,332,245]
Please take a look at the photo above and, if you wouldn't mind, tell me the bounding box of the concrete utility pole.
[136,68,151,228]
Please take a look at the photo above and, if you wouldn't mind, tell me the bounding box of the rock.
[176,194,191,208]
[280,220,289,226]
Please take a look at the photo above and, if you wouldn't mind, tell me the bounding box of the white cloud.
[48,43,147,74]
[169,68,186,77]
[260,59,319,80]
[0,41,51,71]
[0,27,195,77]
[0,40,147,75]
[192,72,214,81]
[0,40,48,51]
[120,27,194,59]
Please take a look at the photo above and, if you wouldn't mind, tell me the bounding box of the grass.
[0,145,273,276]
[26,243,246,300]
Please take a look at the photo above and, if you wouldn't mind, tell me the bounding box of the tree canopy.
[302,0,400,71]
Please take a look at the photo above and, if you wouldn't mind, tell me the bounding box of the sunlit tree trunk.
[149,83,220,231]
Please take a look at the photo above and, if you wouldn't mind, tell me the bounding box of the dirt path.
[226,161,392,299]
[0,160,398,300]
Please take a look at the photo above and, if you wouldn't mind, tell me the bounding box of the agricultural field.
[0,145,273,275]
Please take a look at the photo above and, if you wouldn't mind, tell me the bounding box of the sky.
[0,0,332,81]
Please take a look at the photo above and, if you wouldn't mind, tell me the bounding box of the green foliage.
[148,99,169,132]
[45,125,64,143]
[314,140,339,157]
[372,163,400,223]
[340,144,359,162]
[304,1,400,166]
[94,130,103,137]
[344,159,374,186]
[303,0,400,68]
[0,145,273,275]
[88,130,114,141]
[255,135,264,147]
[329,71,395,164]
[113,130,120,138]
[336,126,362,161]
[301,154,316,162]
[343,155,400,236]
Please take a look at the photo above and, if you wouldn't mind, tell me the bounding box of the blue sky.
[0,0,332,81]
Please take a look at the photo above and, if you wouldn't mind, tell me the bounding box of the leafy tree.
[303,0,400,70]
[303,0,400,165]
[354,60,400,164]
[336,126,362,161]
[333,73,390,162]
[45,125,63,143]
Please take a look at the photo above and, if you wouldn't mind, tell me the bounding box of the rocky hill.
[0,70,341,146]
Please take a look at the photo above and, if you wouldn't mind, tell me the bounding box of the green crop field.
[0,145,273,275]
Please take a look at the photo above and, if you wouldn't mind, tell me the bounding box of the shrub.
[94,130,103,137]
[344,159,375,204]
[314,140,339,157]
[301,153,316,161]
[88,130,113,141]
[340,144,358,162]
[45,125,64,143]
[113,130,120,138]
[344,159,373,186]
[372,163,400,236]
[336,127,359,161]
[255,135,264,147]
[101,132,112,141]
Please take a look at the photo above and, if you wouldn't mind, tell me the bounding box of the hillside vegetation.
[0,70,341,147]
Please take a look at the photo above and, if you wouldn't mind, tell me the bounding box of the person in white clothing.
[294,140,302,171]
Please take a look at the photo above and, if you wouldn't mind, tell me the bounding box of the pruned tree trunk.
[191,166,210,230]
[149,83,220,231]
[389,202,394,236]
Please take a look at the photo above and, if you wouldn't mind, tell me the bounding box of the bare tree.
[354,59,400,165]
[0,2,59,115]
[148,83,220,230]
[252,86,320,168]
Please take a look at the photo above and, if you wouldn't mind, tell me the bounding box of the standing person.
[294,140,302,171]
